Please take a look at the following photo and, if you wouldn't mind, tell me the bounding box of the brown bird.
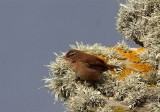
[63,49,116,81]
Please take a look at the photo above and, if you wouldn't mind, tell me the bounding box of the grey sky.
[0,0,139,112]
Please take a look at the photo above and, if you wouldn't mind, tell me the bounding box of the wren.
[63,49,116,81]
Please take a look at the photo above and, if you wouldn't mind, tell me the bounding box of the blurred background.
[0,0,139,112]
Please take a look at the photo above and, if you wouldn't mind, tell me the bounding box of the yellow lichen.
[115,47,141,63]
[105,47,155,81]
[97,55,109,62]
[129,63,154,73]
[136,48,146,52]
[110,65,133,81]
[93,46,155,81]
[118,68,134,80]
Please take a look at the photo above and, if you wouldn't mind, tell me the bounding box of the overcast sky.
[0,0,139,112]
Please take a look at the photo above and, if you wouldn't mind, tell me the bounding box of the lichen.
[44,0,160,111]
[44,42,158,112]
[129,63,154,73]
[66,84,106,112]
[116,0,160,70]
[115,47,141,63]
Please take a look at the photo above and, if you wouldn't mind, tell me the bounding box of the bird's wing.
[84,58,107,71]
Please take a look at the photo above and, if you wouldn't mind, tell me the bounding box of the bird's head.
[63,49,81,63]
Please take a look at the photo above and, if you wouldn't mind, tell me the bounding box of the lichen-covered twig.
[44,42,159,112]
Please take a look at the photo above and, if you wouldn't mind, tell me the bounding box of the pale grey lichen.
[44,42,159,112]
[44,56,78,101]
[123,74,148,108]
[117,0,160,69]
[116,40,130,52]
[138,49,149,61]
[148,103,160,112]
[66,84,106,112]
[114,73,148,104]
[44,43,121,111]
[148,82,160,112]
[117,0,160,46]
[96,106,114,112]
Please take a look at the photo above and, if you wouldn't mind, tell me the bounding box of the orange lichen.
[115,47,141,63]
[118,68,134,80]
[136,48,147,52]
[95,47,155,81]
[97,55,109,62]
[129,63,154,73]
[110,64,134,80]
